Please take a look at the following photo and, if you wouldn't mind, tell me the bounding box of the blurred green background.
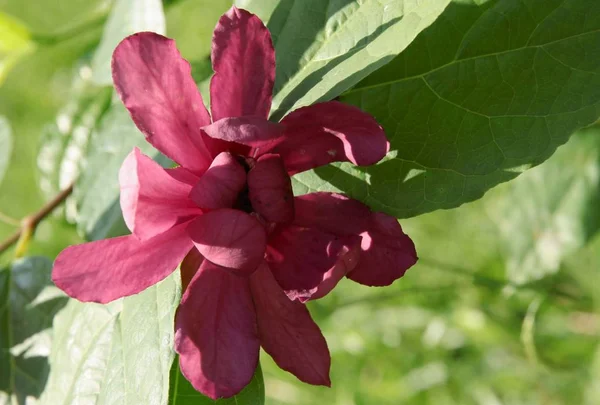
[0,1,598,404]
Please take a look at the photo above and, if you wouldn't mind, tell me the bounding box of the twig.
[0,183,74,257]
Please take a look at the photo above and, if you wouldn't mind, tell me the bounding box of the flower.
[52,6,417,399]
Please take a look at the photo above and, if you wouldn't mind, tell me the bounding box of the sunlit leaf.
[91,0,166,85]
[292,0,600,218]
[0,257,68,404]
[236,0,452,119]
[0,12,34,85]
[40,272,180,405]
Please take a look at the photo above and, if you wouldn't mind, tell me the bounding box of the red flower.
[52,7,417,399]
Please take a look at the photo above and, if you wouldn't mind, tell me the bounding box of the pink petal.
[250,264,330,386]
[187,209,266,274]
[189,152,246,210]
[119,148,202,240]
[175,260,259,399]
[347,212,418,286]
[294,193,418,286]
[180,247,203,292]
[210,7,275,121]
[52,224,193,303]
[112,32,217,173]
[277,101,390,174]
[248,154,294,224]
[265,225,360,301]
[202,116,283,154]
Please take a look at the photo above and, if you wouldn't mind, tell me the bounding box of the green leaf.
[403,125,600,285]
[0,117,11,186]
[236,0,452,119]
[306,0,600,218]
[91,0,166,85]
[74,101,169,240]
[41,271,181,405]
[0,257,68,404]
[168,357,265,405]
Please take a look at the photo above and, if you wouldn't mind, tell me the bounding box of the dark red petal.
[189,152,246,210]
[347,212,418,286]
[294,193,418,286]
[210,6,275,121]
[250,264,330,386]
[112,32,217,173]
[202,116,283,154]
[187,209,266,274]
[180,247,203,292]
[119,148,202,240]
[277,101,389,174]
[265,225,360,301]
[248,154,294,224]
[52,224,193,303]
[175,260,259,399]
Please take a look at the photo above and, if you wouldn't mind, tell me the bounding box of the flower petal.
[276,101,389,174]
[52,224,193,303]
[210,7,275,121]
[119,148,202,240]
[265,225,360,300]
[175,260,259,399]
[294,192,418,286]
[187,209,266,274]
[189,152,246,210]
[112,32,216,173]
[248,154,294,224]
[250,264,331,386]
[202,116,283,154]
[347,212,418,286]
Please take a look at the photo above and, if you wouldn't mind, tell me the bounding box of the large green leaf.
[91,0,166,85]
[0,116,11,186]
[74,101,168,240]
[402,125,600,285]
[168,358,265,405]
[292,0,600,218]
[40,272,181,405]
[236,0,452,119]
[0,257,68,405]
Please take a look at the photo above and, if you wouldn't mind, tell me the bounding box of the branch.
[0,183,74,257]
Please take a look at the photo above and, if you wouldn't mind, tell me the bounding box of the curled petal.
[294,192,418,286]
[250,264,331,386]
[276,101,389,174]
[248,154,294,224]
[176,260,259,399]
[52,224,193,303]
[119,148,201,240]
[210,6,275,120]
[187,209,266,274]
[265,225,360,301]
[202,116,283,153]
[112,32,216,173]
[180,247,203,292]
[347,212,417,286]
[189,152,246,210]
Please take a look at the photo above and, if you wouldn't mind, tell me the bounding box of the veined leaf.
[0,257,68,405]
[40,272,180,405]
[293,0,600,218]
[91,0,166,85]
[236,0,452,119]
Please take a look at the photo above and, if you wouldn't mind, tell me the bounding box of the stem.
[0,184,74,257]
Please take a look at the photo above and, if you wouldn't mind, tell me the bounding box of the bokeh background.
[0,1,598,404]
